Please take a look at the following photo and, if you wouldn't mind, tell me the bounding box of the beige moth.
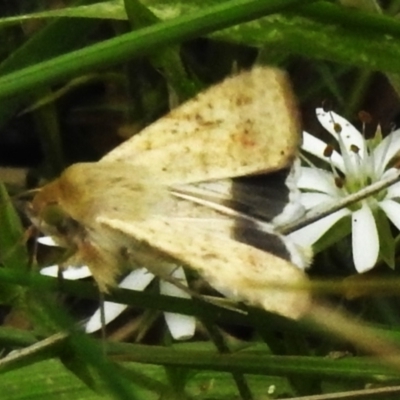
[30,66,311,320]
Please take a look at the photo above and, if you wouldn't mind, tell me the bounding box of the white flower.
[291,108,400,273]
[39,237,196,340]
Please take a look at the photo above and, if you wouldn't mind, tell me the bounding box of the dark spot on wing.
[230,169,292,222]
[229,168,293,260]
[233,219,291,261]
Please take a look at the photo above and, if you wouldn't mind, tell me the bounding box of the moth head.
[31,164,100,224]
[27,178,83,253]
[28,162,164,292]
[28,186,122,291]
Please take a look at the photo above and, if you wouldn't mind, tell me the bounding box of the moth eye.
[41,203,68,226]
[56,216,82,237]
[40,204,79,236]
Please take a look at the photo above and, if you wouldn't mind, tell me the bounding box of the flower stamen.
[334,177,345,189]
[323,145,334,158]
[333,122,342,133]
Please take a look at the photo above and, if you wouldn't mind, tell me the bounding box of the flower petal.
[298,167,342,196]
[159,267,190,299]
[381,167,400,180]
[118,268,155,291]
[302,131,345,171]
[38,236,58,246]
[289,209,349,246]
[386,181,400,200]
[40,265,92,280]
[351,203,379,273]
[379,199,400,231]
[299,192,334,210]
[160,267,195,340]
[85,268,155,333]
[40,265,60,278]
[272,158,305,225]
[85,302,128,334]
[373,129,400,176]
[316,108,365,156]
[163,312,196,341]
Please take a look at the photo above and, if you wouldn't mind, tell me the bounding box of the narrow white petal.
[386,181,400,199]
[373,130,400,176]
[119,268,155,291]
[302,131,345,171]
[37,236,58,246]
[160,267,196,340]
[272,158,305,225]
[316,108,366,156]
[289,209,349,246]
[85,302,128,333]
[85,269,156,333]
[40,265,60,277]
[381,167,400,180]
[298,167,342,196]
[62,266,92,280]
[299,192,334,210]
[163,312,196,340]
[379,199,400,231]
[40,265,92,280]
[159,267,190,299]
[351,203,379,273]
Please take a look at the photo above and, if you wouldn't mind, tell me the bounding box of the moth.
[30,66,311,320]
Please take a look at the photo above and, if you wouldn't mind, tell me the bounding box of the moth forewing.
[102,67,301,185]
[97,215,311,320]
[32,162,165,225]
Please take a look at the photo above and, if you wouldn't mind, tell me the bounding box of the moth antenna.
[13,187,41,200]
